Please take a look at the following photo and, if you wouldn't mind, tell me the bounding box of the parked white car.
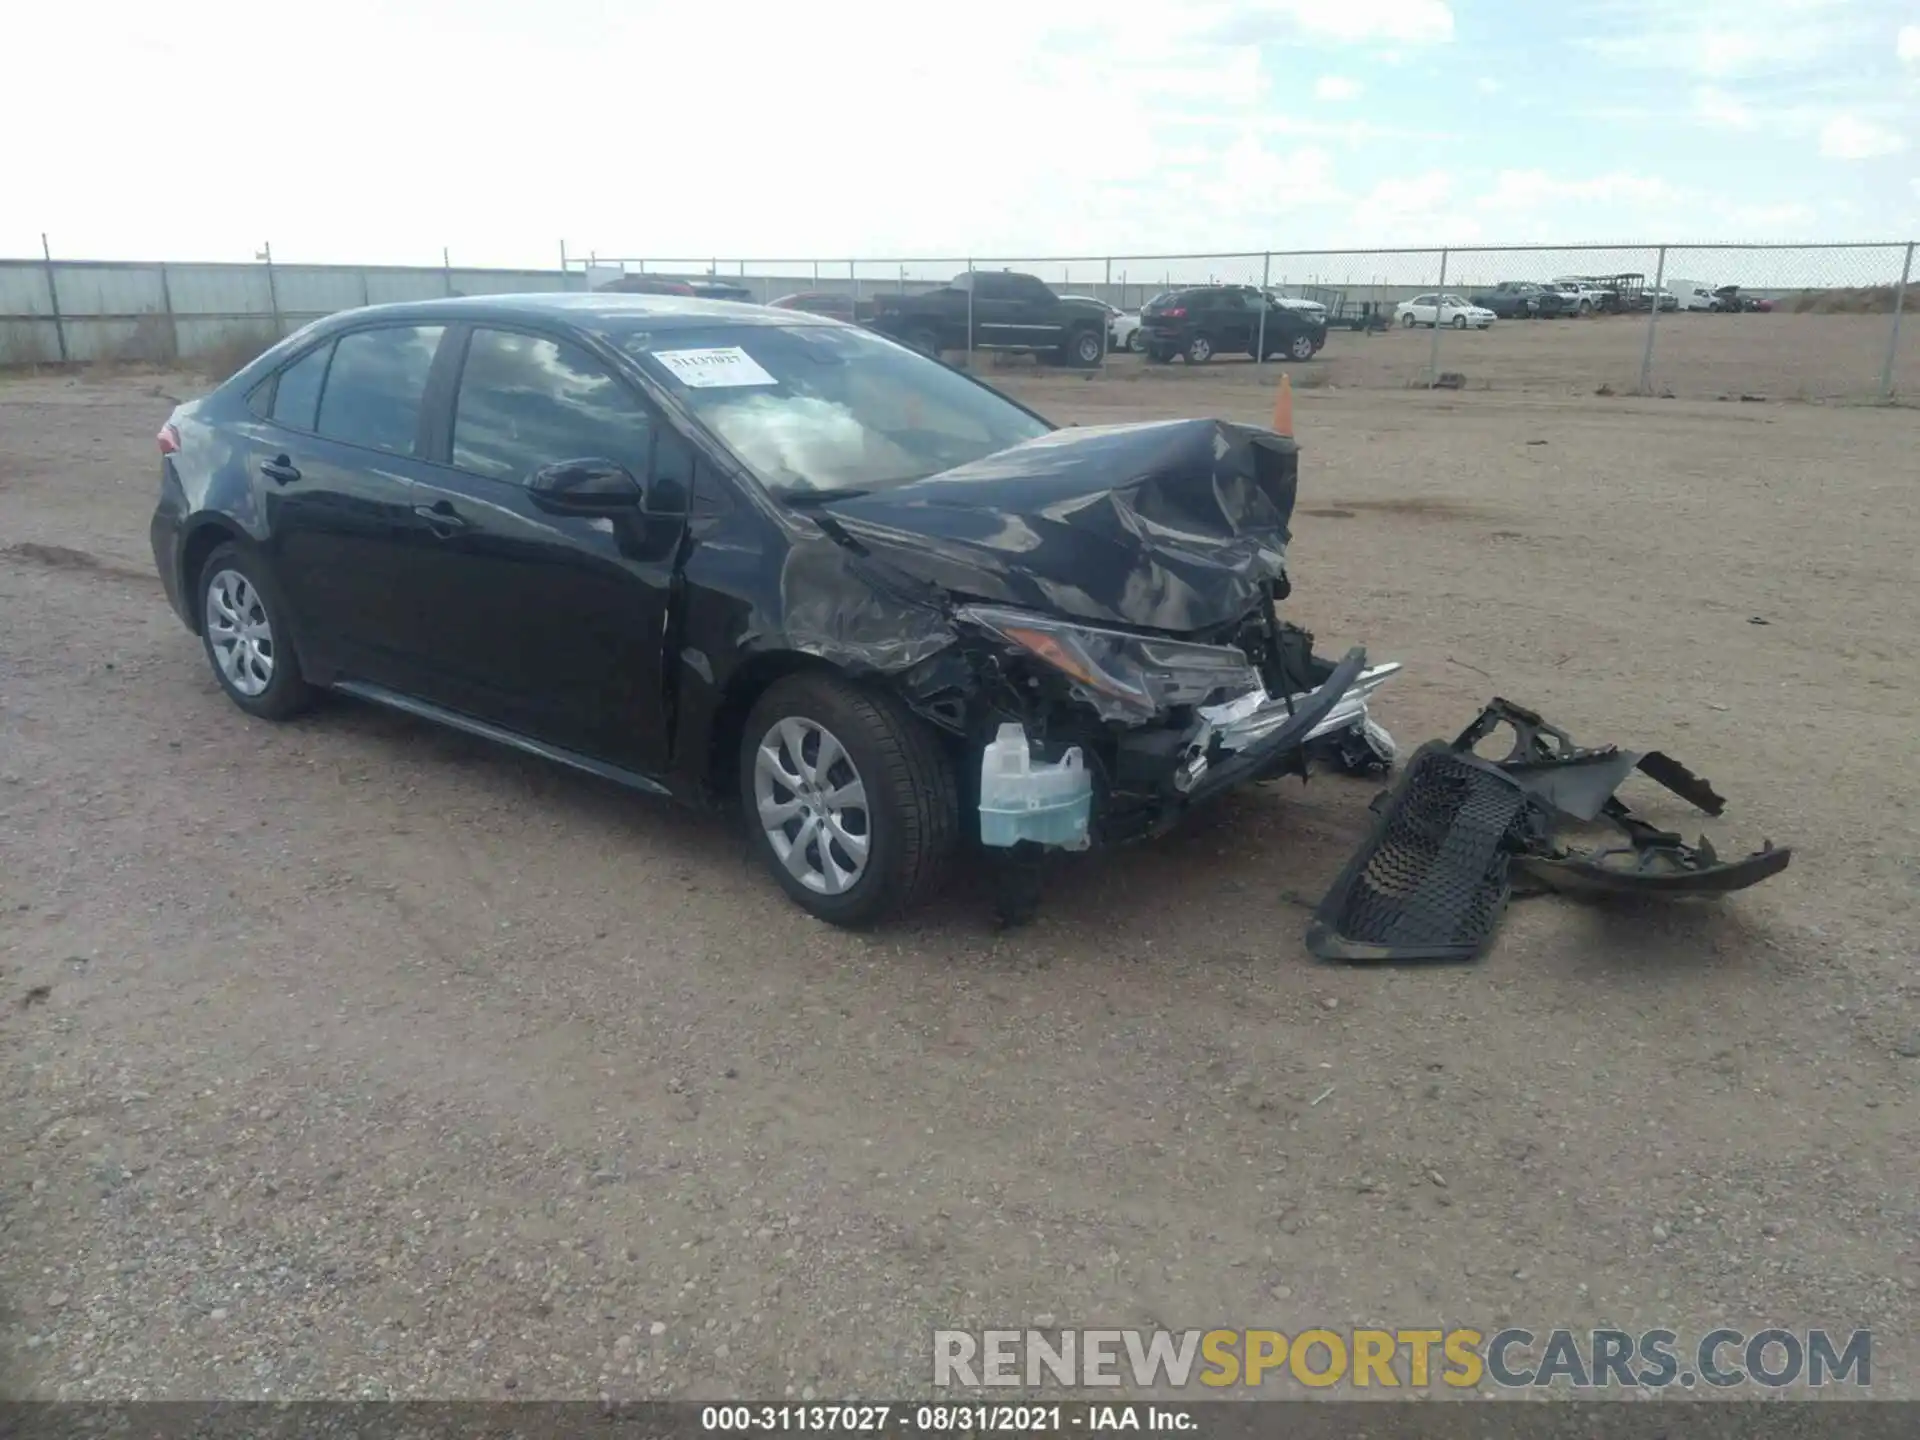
[1062,296,1144,352]
[1395,294,1496,329]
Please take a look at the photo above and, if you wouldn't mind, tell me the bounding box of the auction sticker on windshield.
[653,347,778,388]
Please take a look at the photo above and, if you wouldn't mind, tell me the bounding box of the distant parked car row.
[596,274,755,302]
[765,276,1328,367]
[608,274,1778,360]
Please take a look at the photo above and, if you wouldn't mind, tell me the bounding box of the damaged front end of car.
[788,417,1400,857]
[944,603,1399,850]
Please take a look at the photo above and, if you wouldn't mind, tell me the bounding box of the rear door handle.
[413,501,470,535]
[261,456,300,484]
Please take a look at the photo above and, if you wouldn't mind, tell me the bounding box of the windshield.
[614,321,1052,497]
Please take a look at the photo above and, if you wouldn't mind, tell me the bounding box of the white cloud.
[1898,23,1920,63]
[1339,170,1488,247]
[1693,86,1757,129]
[1728,201,1820,230]
[1582,0,1865,79]
[1820,113,1908,158]
[1475,77,1501,94]
[1315,75,1362,99]
[1276,0,1454,43]
[1481,170,1686,213]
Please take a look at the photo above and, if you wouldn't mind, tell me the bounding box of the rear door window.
[269,344,332,432]
[314,325,446,457]
[451,328,655,485]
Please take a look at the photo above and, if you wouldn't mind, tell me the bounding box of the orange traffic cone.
[1271,372,1294,437]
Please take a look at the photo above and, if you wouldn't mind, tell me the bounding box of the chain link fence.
[575,243,1914,400]
[4,239,1913,401]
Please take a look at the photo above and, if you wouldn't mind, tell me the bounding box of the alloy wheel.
[205,568,275,697]
[753,716,872,896]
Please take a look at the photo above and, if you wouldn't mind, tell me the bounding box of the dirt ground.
[1,360,1916,1404]
[1093,310,1914,403]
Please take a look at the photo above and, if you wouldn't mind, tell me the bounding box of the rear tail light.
[157,423,181,456]
[1159,307,1186,318]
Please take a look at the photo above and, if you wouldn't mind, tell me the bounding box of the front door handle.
[261,456,300,484]
[413,501,470,536]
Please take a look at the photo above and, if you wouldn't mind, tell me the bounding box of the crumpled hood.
[814,419,1298,633]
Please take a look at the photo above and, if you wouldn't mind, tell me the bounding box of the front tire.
[1400,312,1417,328]
[197,542,313,721]
[740,673,958,927]
[1126,329,1145,353]
[1285,332,1316,361]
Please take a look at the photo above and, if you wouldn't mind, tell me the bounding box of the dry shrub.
[1783,286,1902,315]
[195,327,280,382]
[118,312,179,365]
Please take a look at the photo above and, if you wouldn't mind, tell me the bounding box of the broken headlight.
[959,604,1262,722]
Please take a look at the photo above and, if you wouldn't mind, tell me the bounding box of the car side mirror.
[528,458,644,515]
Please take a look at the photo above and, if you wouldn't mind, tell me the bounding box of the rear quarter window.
[315,325,446,457]
[264,344,332,432]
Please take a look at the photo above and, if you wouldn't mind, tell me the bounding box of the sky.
[6,0,1919,276]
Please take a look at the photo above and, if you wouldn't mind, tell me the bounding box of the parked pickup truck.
[868,271,1112,367]
[1548,278,1607,314]
[1470,281,1578,319]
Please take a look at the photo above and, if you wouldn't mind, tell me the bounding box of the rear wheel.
[1186,334,1215,363]
[740,672,959,927]
[1064,326,1105,368]
[1126,328,1145,353]
[197,542,313,721]
[1401,312,1417,328]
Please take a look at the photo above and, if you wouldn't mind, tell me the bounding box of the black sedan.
[152,294,1397,925]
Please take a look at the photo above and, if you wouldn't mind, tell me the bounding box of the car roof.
[302,291,837,339]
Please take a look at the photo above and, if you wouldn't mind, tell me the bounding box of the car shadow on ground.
[290,689,1787,977]
[303,688,1372,936]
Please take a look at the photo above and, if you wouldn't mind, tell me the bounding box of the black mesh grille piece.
[1306,743,1533,962]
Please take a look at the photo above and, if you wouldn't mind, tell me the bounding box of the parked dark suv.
[1141,286,1327,363]
[151,294,1395,925]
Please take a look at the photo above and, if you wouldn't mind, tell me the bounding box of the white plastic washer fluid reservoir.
[978,723,1093,849]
